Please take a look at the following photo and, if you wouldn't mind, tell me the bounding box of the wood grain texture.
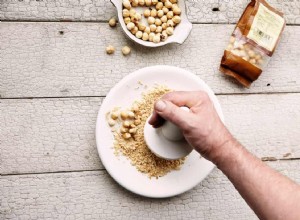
[1,22,300,98]
[1,94,299,175]
[0,98,103,175]
[1,0,300,24]
[1,160,299,220]
[1,2,299,218]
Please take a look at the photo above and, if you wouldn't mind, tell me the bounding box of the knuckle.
[178,112,194,131]
[166,105,177,120]
[165,104,185,126]
[198,91,210,103]
[162,92,174,100]
[182,119,196,134]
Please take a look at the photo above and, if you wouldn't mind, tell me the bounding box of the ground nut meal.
[106,86,185,178]
[122,0,182,43]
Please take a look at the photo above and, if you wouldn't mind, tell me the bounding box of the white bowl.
[111,0,193,47]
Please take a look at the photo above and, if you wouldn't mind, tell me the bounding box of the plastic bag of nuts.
[220,0,285,87]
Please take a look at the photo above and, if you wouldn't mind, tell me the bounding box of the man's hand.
[149,91,300,220]
[148,91,233,161]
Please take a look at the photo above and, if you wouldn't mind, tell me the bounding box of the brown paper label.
[247,3,284,51]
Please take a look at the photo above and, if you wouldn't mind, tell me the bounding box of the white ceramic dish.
[111,0,193,47]
[96,65,224,198]
[144,116,194,160]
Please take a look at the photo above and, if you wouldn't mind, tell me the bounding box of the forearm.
[213,136,300,220]
[150,91,300,219]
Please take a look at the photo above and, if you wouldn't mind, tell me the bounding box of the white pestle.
[161,106,189,141]
[144,106,193,160]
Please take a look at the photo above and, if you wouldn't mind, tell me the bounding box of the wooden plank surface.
[1,0,300,24]
[1,160,299,220]
[1,1,299,219]
[0,98,103,174]
[1,23,300,98]
[1,94,299,175]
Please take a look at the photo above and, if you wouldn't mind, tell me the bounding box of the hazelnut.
[150,24,157,32]
[127,22,135,30]
[123,133,131,140]
[144,27,151,34]
[142,32,149,41]
[145,0,152,6]
[162,7,169,14]
[156,2,163,10]
[173,7,181,15]
[155,18,162,26]
[123,0,131,9]
[148,16,155,25]
[152,0,158,4]
[149,33,155,42]
[167,19,174,27]
[138,22,146,31]
[108,119,116,127]
[111,112,119,120]
[248,50,256,58]
[122,46,131,56]
[249,58,256,64]
[109,17,117,27]
[153,34,161,43]
[161,15,167,23]
[167,11,174,19]
[123,9,130,18]
[157,10,164,18]
[166,27,174,35]
[124,17,131,24]
[150,9,157,17]
[172,15,181,24]
[131,26,138,35]
[136,31,143,39]
[156,26,163,33]
[138,0,145,6]
[144,9,151,17]
[106,45,115,54]
[165,1,172,9]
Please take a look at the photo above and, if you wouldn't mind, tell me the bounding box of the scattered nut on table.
[106,45,115,54]
[122,46,131,55]
[109,17,117,27]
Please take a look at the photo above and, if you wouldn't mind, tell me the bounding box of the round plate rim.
[95,65,224,198]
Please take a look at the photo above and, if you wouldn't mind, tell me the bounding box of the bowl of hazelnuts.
[111,0,192,47]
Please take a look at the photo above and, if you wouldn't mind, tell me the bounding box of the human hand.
[148,91,233,162]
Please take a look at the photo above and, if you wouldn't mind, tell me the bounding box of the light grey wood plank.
[1,94,299,175]
[0,98,103,175]
[1,160,299,220]
[220,94,300,161]
[1,0,300,24]
[1,22,300,98]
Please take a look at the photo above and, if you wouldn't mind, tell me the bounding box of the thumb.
[154,100,191,129]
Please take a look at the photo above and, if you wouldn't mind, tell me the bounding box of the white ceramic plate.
[96,65,224,198]
[111,0,192,47]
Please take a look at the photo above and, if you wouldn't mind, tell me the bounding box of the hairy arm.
[212,137,300,220]
[149,91,300,220]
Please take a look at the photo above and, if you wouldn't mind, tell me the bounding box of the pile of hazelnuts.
[122,0,181,43]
